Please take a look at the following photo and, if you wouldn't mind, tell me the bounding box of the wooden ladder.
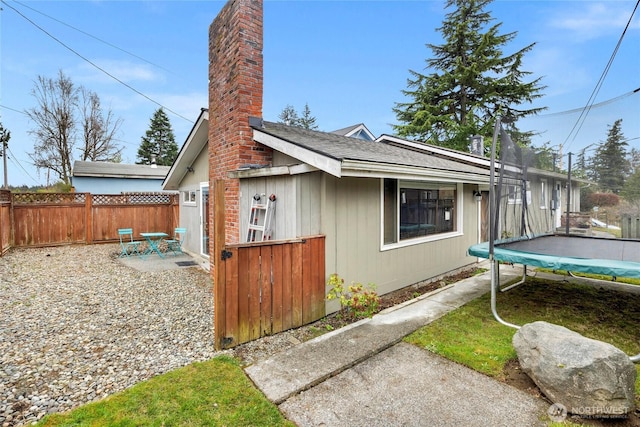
[246,193,277,242]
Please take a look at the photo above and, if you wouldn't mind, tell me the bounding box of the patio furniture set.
[118,227,186,259]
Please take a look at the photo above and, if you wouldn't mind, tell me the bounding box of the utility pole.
[2,139,7,189]
[0,125,9,189]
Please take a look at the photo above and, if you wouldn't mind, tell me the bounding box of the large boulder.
[513,321,636,418]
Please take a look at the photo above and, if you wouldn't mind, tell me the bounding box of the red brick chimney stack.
[208,0,271,244]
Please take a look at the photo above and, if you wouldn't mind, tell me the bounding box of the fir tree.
[137,108,178,166]
[278,105,299,126]
[393,0,545,152]
[590,119,628,194]
[278,103,318,130]
[297,103,318,130]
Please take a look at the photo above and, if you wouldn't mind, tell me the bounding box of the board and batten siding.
[241,172,481,315]
[177,144,210,256]
[323,176,480,305]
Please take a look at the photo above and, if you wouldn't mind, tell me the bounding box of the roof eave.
[341,160,490,184]
[253,129,342,177]
[163,109,209,190]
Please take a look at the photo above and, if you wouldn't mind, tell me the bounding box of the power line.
[539,88,639,117]
[0,0,194,124]
[11,0,178,77]
[6,145,39,184]
[0,104,27,115]
[561,0,639,151]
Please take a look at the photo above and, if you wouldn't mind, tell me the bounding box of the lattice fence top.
[12,193,86,205]
[93,193,176,205]
[11,192,176,205]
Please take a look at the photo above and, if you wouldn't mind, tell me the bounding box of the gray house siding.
[240,171,481,314]
[176,145,209,257]
[324,177,479,300]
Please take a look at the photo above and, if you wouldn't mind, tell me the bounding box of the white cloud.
[75,60,163,86]
[549,2,638,41]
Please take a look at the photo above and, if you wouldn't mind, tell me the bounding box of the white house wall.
[240,176,296,241]
[176,144,210,256]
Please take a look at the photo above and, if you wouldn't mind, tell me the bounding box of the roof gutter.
[340,160,490,184]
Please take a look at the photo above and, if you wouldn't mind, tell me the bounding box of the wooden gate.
[213,180,325,349]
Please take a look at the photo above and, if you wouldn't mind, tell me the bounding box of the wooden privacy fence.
[214,236,326,349]
[213,179,325,349]
[3,192,178,251]
[622,215,640,239]
[0,190,10,255]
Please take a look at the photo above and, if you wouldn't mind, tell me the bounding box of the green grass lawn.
[36,356,294,427]
[405,276,640,425]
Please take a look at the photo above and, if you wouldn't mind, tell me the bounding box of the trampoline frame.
[479,117,640,363]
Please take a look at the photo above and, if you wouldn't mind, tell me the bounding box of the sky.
[0,0,638,187]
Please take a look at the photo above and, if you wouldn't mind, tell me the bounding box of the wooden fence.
[214,236,326,349]
[213,180,325,349]
[0,190,10,255]
[621,215,640,239]
[1,192,178,252]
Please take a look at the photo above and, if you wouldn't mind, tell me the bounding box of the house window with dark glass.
[383,179,457,244]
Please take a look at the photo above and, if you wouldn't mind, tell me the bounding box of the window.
[383,179,459,245]
[507,184,522,204]
[540,180,547,209]
[183,190,196,204]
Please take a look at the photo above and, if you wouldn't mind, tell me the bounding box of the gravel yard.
[0,244,218,426]
[0,243,460,426]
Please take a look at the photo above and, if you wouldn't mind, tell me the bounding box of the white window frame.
[540,179,547,209]
[183,190,197,205]
[381,179,463,251]
[507,184,522,205]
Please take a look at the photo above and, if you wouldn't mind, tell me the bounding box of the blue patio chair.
[118,228,143,258]
[165,227,187,256]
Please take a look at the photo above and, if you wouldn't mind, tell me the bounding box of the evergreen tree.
[590,119,628,194]
[136,108,178,166]
[393,0,545,151]
[278,105,299,126]
[621,169,640,215]
[278,103,318,129]
[297,103,318,130]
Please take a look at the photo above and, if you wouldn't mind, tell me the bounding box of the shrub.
[326,273,380,320]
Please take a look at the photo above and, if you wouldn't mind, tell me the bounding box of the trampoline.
[469,234,640,279]
[471,117,640,363]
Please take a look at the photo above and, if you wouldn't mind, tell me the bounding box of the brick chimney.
[208,0,271,244]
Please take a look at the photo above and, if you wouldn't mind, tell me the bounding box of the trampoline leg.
[491,259,521,330]
[630,354,640,363]
[500,265,527,293]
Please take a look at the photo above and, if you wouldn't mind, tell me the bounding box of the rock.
[513,321,636,418]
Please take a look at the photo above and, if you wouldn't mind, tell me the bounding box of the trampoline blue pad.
[468,234,640,279]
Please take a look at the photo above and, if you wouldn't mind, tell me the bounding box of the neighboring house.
[72,161,171,194]
[163,109,210,260]
[330,123,376,141]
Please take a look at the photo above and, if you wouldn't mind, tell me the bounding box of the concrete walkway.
[245,264,551,426]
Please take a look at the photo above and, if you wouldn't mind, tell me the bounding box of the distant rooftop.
[72,161,170,179]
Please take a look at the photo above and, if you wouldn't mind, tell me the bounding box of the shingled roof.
[249,119,489,180]
[73,161,170,179]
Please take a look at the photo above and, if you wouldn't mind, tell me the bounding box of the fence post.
[213,179,226,350]
[85,193,93,244]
